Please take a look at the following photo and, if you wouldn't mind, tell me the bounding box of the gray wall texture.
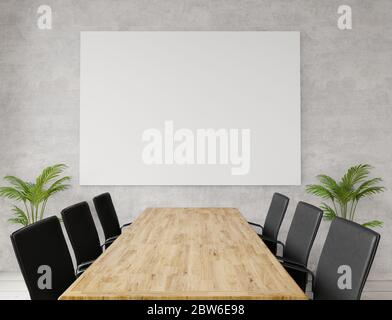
[0,0,391,280]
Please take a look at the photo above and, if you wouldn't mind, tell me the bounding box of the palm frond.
[45,176,71,199]
[320,203,337,220]
[341,164,372,188]
[333,184,353,205]
[46,184,70,198]
[362,220,383,228]
[0,187,25,201]
[355,186,385,200]
[305,184,334,200]
[3,176,31,193]
[47,176,71,190]
[317,175,339,192]
[35,164,67,188]
[29,183,47,206]
[8,217,28,225]
[8,205,29,226]
[357,177,382,188]
[354,178,385,196]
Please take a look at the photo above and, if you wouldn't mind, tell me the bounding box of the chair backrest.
[93,192,121,240]
[314,217,380,300]
[10,216,75,300]
[283,201,323,266]
[61,202,102,266]
[262,193,289,241]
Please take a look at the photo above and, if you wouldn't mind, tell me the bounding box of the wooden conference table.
[60,208,307,300]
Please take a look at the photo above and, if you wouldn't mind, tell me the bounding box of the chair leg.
[286,268,308,291]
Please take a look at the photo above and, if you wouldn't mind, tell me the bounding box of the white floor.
[0,272,391,300]
[0,273,29,300]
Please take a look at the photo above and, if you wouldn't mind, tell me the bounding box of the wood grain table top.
[59,207,307,300]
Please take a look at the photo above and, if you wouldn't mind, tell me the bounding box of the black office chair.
[274,202,323,290]
[10,216,76,300]
[93,192,132,245]
[248,192,289,253]
[282,217,380,300]
[61,202,108,276]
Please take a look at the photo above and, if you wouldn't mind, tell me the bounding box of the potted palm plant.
[0,164,71,226]
[306,164,385,228]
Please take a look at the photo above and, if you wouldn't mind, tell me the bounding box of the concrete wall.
[0,0,391,280]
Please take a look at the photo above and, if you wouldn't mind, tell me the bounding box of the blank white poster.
[80,31,300,185]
